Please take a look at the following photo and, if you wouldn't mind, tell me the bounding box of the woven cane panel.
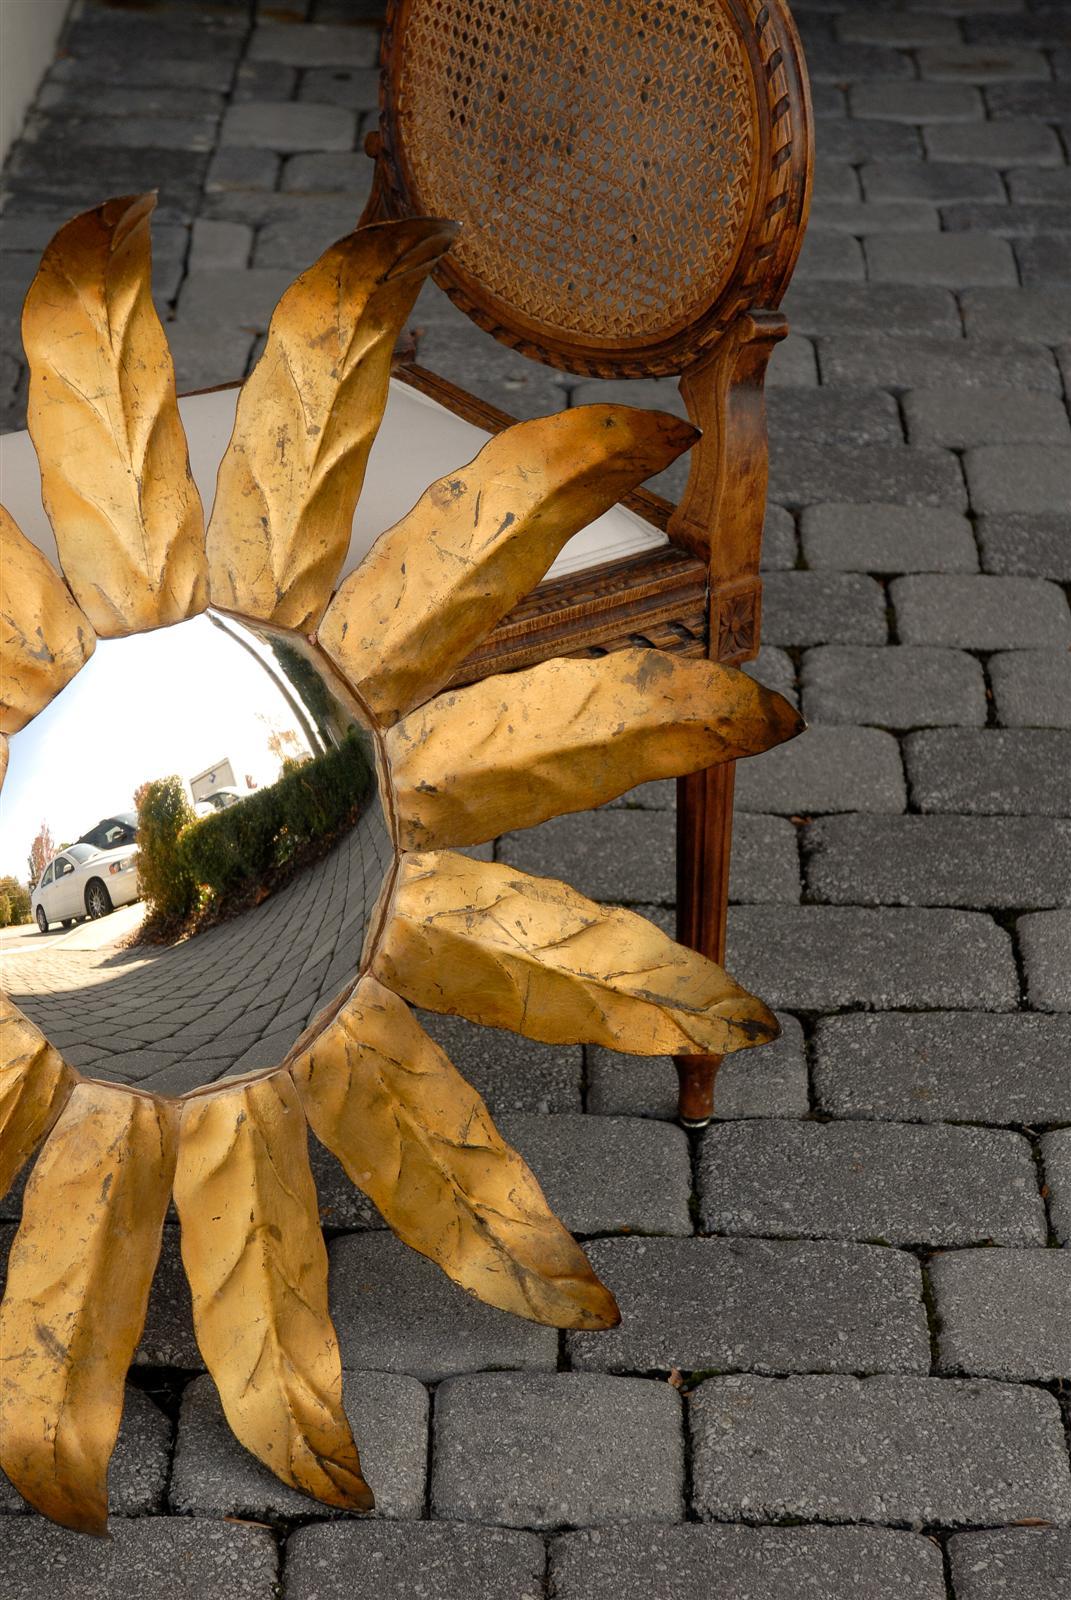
[396,0,758,341]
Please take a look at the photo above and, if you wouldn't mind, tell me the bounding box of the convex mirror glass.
[0,612,391,1097]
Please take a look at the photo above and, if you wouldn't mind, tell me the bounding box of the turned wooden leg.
[674,762,736,1126]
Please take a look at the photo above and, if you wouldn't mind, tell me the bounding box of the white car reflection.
[31,841,140,933]
[193,786,244,819]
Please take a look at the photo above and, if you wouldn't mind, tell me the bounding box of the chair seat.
[0,372,668,583]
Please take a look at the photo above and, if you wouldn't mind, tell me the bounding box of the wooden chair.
[360,0,813,1125]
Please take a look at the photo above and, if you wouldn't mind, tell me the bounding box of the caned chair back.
[369,0,812,376]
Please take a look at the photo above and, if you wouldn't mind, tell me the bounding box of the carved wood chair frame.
[360,0,814,1123]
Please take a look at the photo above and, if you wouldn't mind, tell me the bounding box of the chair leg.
[674,762,736,1127]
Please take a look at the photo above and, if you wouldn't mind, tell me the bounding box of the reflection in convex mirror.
[0,611,391,1096]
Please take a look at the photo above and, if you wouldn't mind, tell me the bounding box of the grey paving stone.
[281,151,370,190]
[301,66,381,111]
[415,1011,582,1114]
[784,282,961,337]
[1017,235,1071,287]
[725,905,1019,1010]
[867,230,1016,287]
[990,650,1071,728]
[813,1012,1071,1126]
[943,201,1071,238]
[851,80,985,121]
[248,22,380,66]
[308,1139,388,1231]
[1019,909,1071,1010]
[1044,1128,1071,1245]
[283,1522,545,1600]
[1008,164,1071,201]
[814,120,921,163]
[810,198,941,234]
[762,573,889,648]
[495,808,796,907]
[965,444,1071,516]
[766,332,819,386]
[837,12,960,44]
[46,53,237,93]
[0,1518,279,1600]
[766,387,901,446]
[904,386,1071,448]
[759,504,799,569]
[948,1528,1071,1600]
[135,1226,201,1368]
[178,267,294,330]
[496,809,673,905]
[585,1013,808,1122]
[204,145,280,191]
[800,503,978,573]
[794,231,866,281]
[496,1114,692,1236]
[698,1120,1045,1246]
[905,729,1071,815]
[550,1524,947,1600]
[892,575,1071,648]
[743,645,799,705]
[962,286,1071,343]
[410,321,572,421]
[690,1374,1071,1527]
[818,335,1062,394]
[431,1372,683,1528]
[931,1249,1071,1380]
[811,158,862,203]
[927,121,1065,166]
[918,44,1054,81]
[565,1236,929,1376]
[770,441,965,509]
[804,814,1071,910]
[26,108,218,152]
[735,727,907,815]
[232,60,298,104]
[188,217,251,270]
[221,99,357,151]
[170,1370,427,1519]
[327,1232,557,1380]
[801,645,987,728]
[863,160,1006,202]
[0,1384,170,1516]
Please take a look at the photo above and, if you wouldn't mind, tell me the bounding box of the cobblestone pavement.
[1,1,1070,1597]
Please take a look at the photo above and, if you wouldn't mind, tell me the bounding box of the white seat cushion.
[0,375,667,583]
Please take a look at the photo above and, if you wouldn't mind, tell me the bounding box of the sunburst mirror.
[0,195,802,1534]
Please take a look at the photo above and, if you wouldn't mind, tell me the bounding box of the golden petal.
[0,995,77,1198]
[292,976,619,1330]
[21,194,207,637]
[1,503,96,734]
[388,647,806,851]
[173,1072,373,1511]
[0,1081,176,1534]
[374,851,779,1057]
[206,218,458,631]
[316,405,698,726]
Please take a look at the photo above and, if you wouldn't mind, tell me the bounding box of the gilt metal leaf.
[388,647,806,850]
[0,504,96,734]
[0,996,77,1199]
[205,219,457,631]
[172,1072,373,1510]
[317,405,698,726]
[374,851,779,1056]
[21,194,207,636]
[0,1082,176,1533]
[292,975,619,1329]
